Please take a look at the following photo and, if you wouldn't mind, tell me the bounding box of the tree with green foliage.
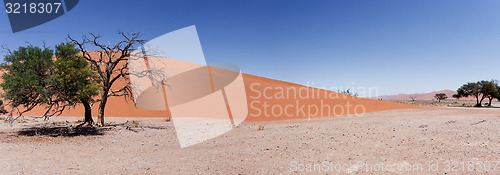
[495,84,500,103]
[434,93,447,102]
[1,45,55,116]
[0,43,100,125]
[455,82,483,107]
[51,43,101,125]
[479,80,498,107]
[454,80,499,107]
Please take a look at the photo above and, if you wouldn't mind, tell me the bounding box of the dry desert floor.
[0,107,499,174]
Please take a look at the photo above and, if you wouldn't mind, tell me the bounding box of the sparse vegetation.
[258,124,265,130]
[339,89,358,97]
[410,96,417,101]
[434,93,447,102]
[454,80,499,107]
[482,80,499,107]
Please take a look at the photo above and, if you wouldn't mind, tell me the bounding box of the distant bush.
[435,93,447,102]
[338,89,358,97]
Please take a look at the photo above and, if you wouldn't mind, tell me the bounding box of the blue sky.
[1,0,500,97]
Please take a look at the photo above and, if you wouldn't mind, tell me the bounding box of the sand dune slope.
[16,72,418,121]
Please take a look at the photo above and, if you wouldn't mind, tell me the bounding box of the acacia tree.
[434,93,447,102]
[1,45,54,116]
[51,43,101,125]
[0,43,100,124]
[455,82,483,107]
[68,32,145,127]
[480,80,498,107]
[455,80,499,107]
[495,84,500,103]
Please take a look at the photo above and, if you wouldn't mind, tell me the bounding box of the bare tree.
[409,96,417,102]
[68,32,145,127]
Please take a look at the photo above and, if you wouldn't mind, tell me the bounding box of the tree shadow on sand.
[17,126,111,137]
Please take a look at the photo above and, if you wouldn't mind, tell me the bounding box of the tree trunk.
[488,97,493,107]
[476,96,485,107]
[79,99,94,127]
[96,93,108,127]
[475,95,481,107]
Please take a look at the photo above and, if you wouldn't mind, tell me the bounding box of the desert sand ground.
[0,107,499,174]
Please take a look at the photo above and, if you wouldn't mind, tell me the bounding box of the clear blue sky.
[1,0,500,97]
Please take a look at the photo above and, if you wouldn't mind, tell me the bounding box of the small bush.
[258,124,265,130]
[132,120,139,128]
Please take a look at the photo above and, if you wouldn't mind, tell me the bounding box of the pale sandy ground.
[0,107,499,174]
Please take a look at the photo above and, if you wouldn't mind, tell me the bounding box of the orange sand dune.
[242,74,419,121]
[15,73,418,122]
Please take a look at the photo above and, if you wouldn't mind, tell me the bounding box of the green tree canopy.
[1,45,54,114]
[455,82,483,107]
[435,93,447,102]
[51,43,101,125]
[1,43,100,125]
[479,80,498,107]
[455,80,499,107]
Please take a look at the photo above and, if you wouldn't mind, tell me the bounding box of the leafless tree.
[68,32,147,127]
[410,96,417,102]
